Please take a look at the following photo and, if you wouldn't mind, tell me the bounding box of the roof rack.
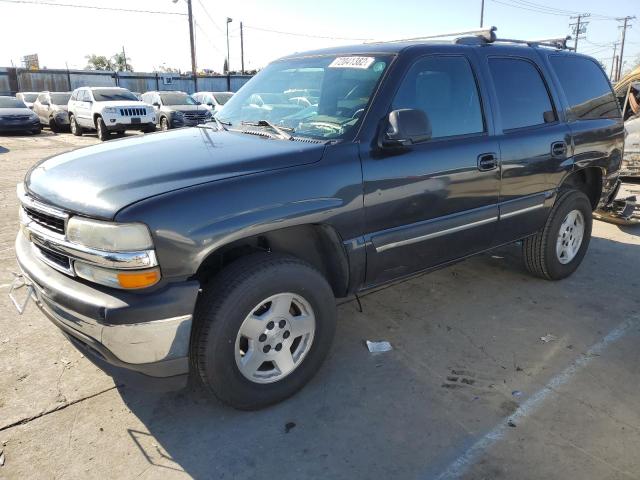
[494,36,573,50]
[368,27,497,44]
[370,27,573,50]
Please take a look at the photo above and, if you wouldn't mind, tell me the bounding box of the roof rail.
[369,27,573,51]
[495,35,573,50]
[368,26,497,45]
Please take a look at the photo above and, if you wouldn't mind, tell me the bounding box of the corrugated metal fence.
[0,68,253,95]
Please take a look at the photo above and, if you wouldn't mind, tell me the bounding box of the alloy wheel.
[234,292,315,384]
[556,209,585,264]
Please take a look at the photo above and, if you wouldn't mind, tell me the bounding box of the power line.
[242,24,372,42]
[194,0,225,36]
[0,0,186,15]
[490,0,615,20]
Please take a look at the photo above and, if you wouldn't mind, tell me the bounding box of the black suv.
[13,29,623,409]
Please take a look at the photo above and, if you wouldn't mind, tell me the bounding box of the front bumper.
[0,119,40,132]
[15,231,200,381]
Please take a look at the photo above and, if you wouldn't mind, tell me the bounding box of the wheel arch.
[558,166,604,211]
[194,223,350,298]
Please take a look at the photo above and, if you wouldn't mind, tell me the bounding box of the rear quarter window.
[549,56,620,121]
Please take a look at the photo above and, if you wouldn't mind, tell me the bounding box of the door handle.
[551,141,567,158]
[477,153,498,172]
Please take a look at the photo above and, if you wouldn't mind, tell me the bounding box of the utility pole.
[240,21,245,75]
[122,46,128,71]
[617,16,635,81]
[187,0,198,91]
[480,0,485,28]
[226,17,233,73]
[610,42,619,81]
[569,13,589,52]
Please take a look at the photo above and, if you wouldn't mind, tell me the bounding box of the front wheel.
[96,116,109,141]
[70,115,82,136]
[160,116,169,131]
[193,253,336,410]
[523,190,592,280]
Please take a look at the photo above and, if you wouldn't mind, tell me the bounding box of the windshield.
[161,93,198,105]
[217,55,391,140]
[213,93,233,105]
[50,93,71,105]
[0,97,28,108]
[92,88,138,102]
[20,93,38,102]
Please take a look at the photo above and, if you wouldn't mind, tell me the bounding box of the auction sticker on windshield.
[329,56,375,69]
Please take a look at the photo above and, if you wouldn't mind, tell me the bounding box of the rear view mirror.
[384,109,432,146]
[153,102,160,108]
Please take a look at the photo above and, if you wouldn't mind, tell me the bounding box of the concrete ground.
[0,130,639,480]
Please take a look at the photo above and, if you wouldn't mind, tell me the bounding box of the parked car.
[0,96,41,134]
[16,92,39,109]
[33,91,72,132]
[12,30,623,410]
[141,91,212,130]
[192,91,234,114]
[67,87,156,141]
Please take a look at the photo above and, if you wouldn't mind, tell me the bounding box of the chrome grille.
[183,111,209,124]
[119,107,147,116]
[23,206,65,234]
[35,244,72,272]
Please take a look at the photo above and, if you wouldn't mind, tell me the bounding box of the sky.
[0,0,638,77]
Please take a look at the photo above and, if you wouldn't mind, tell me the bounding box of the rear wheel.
[523,190,592,280]
[160,116,169,131]
[96,116,109,141]
[70,115,82,136]
[194,253,336,410]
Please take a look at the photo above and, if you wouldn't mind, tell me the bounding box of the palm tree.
[111,52,133,72]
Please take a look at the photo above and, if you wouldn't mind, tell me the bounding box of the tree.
[85,54,113,71]
[156,64,180,73]
[111,52,133,72]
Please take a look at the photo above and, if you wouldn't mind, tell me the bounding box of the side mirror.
[207,102,214,107]
[384,109,431,147]
[153,102,160,108]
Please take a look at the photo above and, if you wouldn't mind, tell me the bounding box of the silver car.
[33,92,72,132]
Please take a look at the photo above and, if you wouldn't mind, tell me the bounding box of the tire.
[70,115,82,136]
[194,253,337,410]
[160,116,169,131]
[523,190,593,280]
[96,116,109,141]
[49,117,59,133]
[31,126,42,135]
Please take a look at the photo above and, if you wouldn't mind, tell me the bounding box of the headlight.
[75,262,160,290]
[66,217,153,252]
[204,110,212,117]
[103,107,118,114]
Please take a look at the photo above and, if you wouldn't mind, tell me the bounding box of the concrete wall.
[0,67,253,95]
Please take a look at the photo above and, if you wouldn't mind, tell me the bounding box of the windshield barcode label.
[328,56,375,69]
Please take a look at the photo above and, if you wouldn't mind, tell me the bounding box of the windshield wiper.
[214,117,229,131]
[241,120,293,140]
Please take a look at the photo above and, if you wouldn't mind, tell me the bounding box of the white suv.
[68,87,156,141]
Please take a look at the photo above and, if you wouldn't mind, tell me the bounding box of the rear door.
[478,51,572,244]
[361,51,500,286]
[76,89,93,127]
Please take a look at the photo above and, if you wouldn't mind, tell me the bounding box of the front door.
[361,53,500,286]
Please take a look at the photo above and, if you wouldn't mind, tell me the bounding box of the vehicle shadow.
[102,234,640,479]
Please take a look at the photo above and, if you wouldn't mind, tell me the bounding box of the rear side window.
[489,58,555,131]
[549,56,620,121]
[392,56,484,139]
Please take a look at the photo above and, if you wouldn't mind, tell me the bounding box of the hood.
[99,100,149,108]
[26,127,325,219]
[52,104,68,112]
[0,107,36,116]
[164,104,206,113]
